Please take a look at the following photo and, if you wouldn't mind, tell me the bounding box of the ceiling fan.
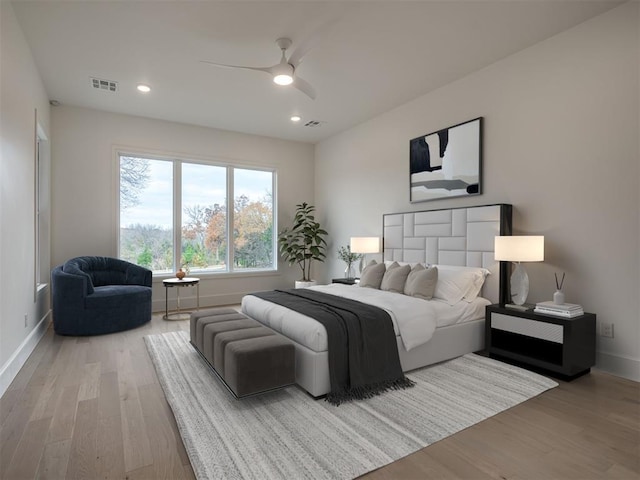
[201,37,317,100]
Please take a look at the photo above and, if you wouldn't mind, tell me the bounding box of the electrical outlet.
[24,314,28,328]
[600,322,614,338]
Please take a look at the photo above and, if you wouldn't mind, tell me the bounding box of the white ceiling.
[12,1,621,144]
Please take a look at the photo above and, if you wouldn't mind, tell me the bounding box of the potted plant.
[337,245,362,279]
[278,202,329,288]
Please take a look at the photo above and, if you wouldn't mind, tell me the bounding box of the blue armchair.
[51,256,152,335]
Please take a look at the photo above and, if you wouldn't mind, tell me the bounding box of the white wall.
[0,2,52,394]
[315,2,639,380]
[51,106,315,310]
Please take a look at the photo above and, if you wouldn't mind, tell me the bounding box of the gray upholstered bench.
[190,307,295,398]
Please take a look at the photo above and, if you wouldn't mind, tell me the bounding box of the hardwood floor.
[1,312,638,479]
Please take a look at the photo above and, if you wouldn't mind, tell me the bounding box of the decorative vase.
[553,290,565,305]
[176,268,186,280]
[344,264,355,279]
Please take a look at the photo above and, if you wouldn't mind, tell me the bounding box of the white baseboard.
[595,351,640,382]
[0,310,51,397]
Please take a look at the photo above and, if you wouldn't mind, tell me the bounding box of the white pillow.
[432,265,490,305]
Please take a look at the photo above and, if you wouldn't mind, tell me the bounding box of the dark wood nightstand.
[485,304,596,380]
[332,278,359,285]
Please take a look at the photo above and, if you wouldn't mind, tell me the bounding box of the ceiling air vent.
[90,77,118,92]
[303,120,326,128]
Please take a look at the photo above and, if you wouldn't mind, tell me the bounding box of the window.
[118,153,276,275]
[181,163,227,272]
[233,168,274,270]
[35,136,42,289]
[119,157,173,273]
[35,120,49,296]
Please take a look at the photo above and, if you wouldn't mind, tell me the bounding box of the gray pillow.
[380,262,411,293]
[358,260,386,289]
[404,264,438,300]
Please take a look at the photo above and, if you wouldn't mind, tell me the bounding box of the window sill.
[36,283,48,294]
[153,269,280,282]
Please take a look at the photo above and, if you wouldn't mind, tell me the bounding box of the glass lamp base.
[510,262,530,306]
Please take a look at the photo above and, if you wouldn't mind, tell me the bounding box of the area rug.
[145,331,557,480]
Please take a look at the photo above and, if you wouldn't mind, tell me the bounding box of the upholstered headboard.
[383,204,512,304]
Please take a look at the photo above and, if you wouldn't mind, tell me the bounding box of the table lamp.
[494,236,544,309]
[350,237,380,275]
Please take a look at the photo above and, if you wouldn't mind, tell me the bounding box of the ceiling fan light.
[273,74,293,86]
[272,61,294,86]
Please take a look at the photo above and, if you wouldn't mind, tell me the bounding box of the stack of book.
[534,301,584,318]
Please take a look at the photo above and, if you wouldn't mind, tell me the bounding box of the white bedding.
[241,284,490,353]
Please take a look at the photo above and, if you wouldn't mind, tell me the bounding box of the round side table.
[163,277,200,321]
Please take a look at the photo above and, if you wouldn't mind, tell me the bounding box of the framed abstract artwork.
[409,117,483,203]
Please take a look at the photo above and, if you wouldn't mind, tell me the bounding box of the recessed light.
[137,84,151,93]
[290,115,301,122]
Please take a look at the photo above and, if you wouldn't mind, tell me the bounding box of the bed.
[241,203,512,397]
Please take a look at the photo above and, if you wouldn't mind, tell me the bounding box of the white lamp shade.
[350,237,380,254]
[494,236,544,262]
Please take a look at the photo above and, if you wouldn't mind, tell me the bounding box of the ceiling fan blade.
[200,60,273,74]
[292,76,316,100]
[288,17,337,67]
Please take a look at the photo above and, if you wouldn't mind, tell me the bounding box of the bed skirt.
[256,317,485,398]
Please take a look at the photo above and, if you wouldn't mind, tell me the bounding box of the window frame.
[34,115,48,299]
[115,148,277,277]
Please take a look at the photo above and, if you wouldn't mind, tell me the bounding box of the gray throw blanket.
[251,289,414,405]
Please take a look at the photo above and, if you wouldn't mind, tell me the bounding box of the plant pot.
[295,280,317,289]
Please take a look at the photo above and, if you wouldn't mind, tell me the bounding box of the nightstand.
[485,304,596,380]
[332,278,358,285]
